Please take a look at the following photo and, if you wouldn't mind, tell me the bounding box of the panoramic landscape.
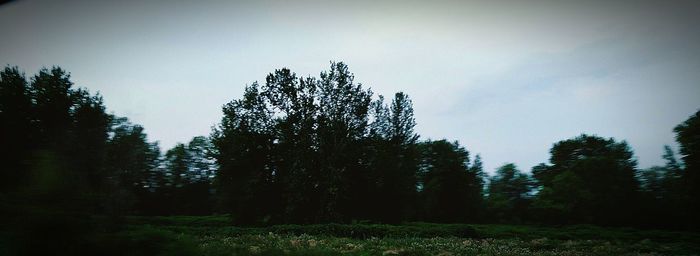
[2,0,700,255]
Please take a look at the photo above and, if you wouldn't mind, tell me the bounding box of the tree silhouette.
[532,134,640,225]
[674,109,700,227]
[419,140,483,223]
[486,163,533,223]
[0,66,33,193]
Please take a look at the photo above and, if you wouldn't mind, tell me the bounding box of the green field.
[104,216,700,256]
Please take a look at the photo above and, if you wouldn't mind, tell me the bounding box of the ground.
[121,216,700,256]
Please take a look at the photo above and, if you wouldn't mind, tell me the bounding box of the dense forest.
[1,62,699,233]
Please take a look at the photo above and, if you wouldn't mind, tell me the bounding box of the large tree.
[532,134,640,225]
[212,62,421,224]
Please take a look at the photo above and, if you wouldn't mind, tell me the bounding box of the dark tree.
[212,83,277,224]
[315,62,373,222]
[532,134,640,225]
[165,143,189,188]
[145,137,217,215]
[1,66,146,254]
[674,109,700,227]
[368,92,420,223]
[419,140,483,223]
[0,67,33,193]
[30,67,74,150]
[262,68,320,223]
[211,62,421,224]
[486,163,533,223]
[70,89,112,197]
[104,117,161,214]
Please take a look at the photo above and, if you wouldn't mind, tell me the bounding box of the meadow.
[111,215,700,256]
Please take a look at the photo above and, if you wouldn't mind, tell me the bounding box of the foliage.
[418,140,484,223]
[674,109,700,227]
[486,163,533,223]
[532,134,640,225]
[211,62,422,224]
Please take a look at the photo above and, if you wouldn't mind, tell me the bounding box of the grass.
[114,216,700,255]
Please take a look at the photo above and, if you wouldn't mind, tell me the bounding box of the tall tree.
[262,69,320,223]
[315,62,372,222]
[212,62,424,224]
[212,83,277,224]
[370,92,420,223]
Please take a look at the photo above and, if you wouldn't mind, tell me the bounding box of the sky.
[1,0,699,175]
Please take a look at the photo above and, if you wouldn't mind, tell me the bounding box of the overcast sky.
[2,0,699,174]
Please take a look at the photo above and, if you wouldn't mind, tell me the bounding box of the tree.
[674,109,700,227]
[212,83,277,224]
[146,136,217,215]
[262,68,320,223]
[165,143,189,188]
[486,163,533,223]
[532,134,640,225]
[1,66,140,254]
[419,140,483,223]
[315,62,372,222]
[187,136,217,182]
[369,92,420,223]
[211,62,422,224]
[104,117,161,214]
[30,67,74,150]
[0,66,33,193]
[70,89,112,195]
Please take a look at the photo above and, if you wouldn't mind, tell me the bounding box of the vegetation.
[1,63,699,255]
[108,217,700,255]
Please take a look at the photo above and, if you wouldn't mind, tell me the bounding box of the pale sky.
[2,0,699,175]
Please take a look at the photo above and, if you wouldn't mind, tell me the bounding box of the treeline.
[0,66,216,219]
[1,63,698,229]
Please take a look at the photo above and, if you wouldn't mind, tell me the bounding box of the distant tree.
[470,154,485,188]
[187,136,217,182]
[147,137,216,215]
[532,134,640,225]
[638,146,683,201]
[165,143,189,188]
[486,163,533,223]
[419,140,482,223]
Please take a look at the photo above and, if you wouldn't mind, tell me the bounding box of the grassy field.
[114,215,700,256]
